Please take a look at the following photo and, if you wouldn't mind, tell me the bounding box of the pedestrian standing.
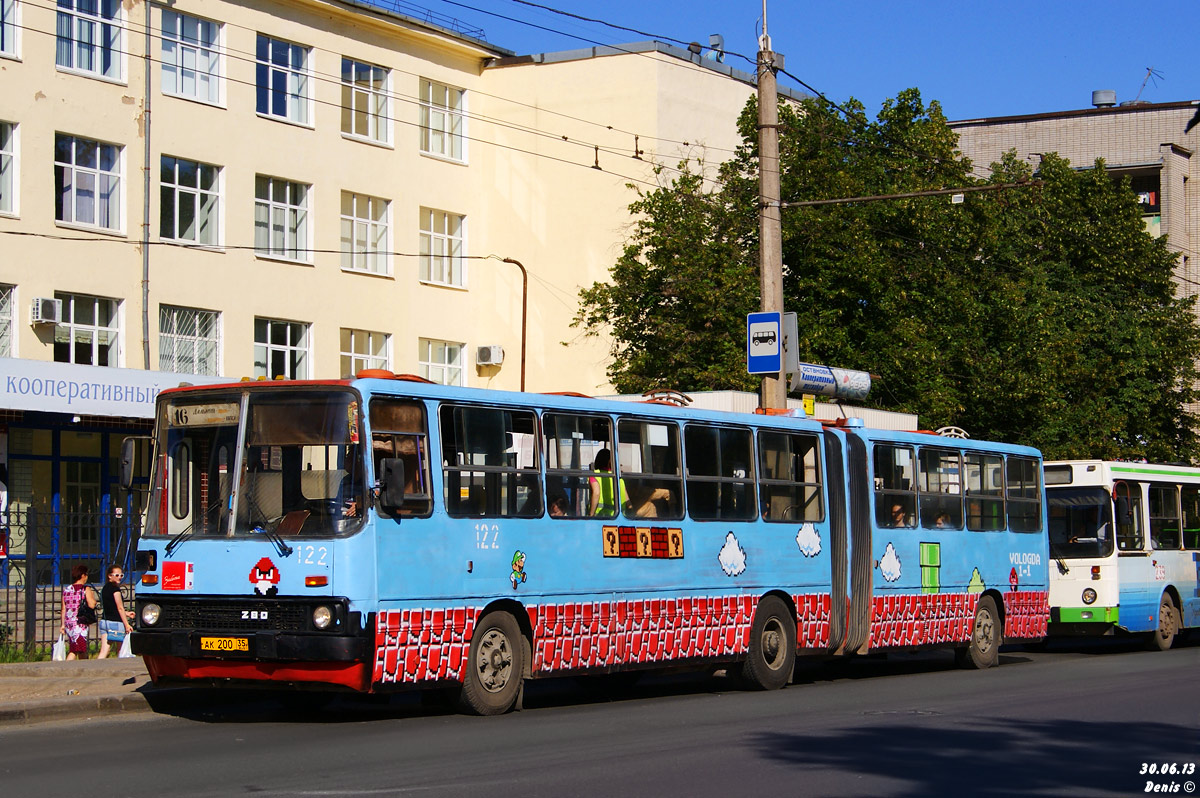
[97,564,134,658]
[61,564,96,660]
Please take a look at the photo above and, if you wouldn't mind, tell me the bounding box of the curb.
[0,690,154,726]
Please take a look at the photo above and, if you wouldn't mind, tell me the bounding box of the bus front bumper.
[132,630,369,661]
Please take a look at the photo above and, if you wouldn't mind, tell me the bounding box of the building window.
[342,58,389,144]
[420,79,464,161]
[160,156,219,245]
[0,284,13,357]
[419,208,464,286]
[254,175,308,261]
[56,0,121,80]
[256,34,310,125]
[254,318,309,379]
[0,121,14,214]
[159,305,219,375]
[1,0,16,58]
[54,293,119,366]
[340,328,389,377]
[161,10,221,105]
[55,133,121,230]
[340,191,388,274]
[419,338,463,386]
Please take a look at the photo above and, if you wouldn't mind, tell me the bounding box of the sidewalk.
[0,657,163,726]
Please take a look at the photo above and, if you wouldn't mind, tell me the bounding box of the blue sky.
[428,0,1200,121]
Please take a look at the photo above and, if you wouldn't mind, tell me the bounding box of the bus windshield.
[1047,487,1114,559]
[147,389,366,538]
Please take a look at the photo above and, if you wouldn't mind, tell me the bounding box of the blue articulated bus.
[127,373,1049,714]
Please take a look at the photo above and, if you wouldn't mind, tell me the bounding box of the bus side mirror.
[120,436,150,490]
[1115,496,1131,524]
[379,458,406,510]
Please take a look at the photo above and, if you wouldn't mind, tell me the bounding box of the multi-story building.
[951,94,1200,296]
[0,0,797,579]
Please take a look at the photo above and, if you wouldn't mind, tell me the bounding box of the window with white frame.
[254,175,308,261]
[55,133,121,230]
[340,191,388,274]
[1,0,16,58]
[159,305,219,375]
[161,10,221,105]
[56,0,122,80]
[419,338,463,386]
[342,58,389,144]
[256,34,310,125]
[160,156,219,245]
[340,328,389,377]
[419,208,464,286]
[253,317,309,379]
[0,284,13,357]
[420,79,464,161]
[54,292,119,366]
[0,121,14,214]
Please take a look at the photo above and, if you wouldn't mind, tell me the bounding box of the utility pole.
[757,1,786,409]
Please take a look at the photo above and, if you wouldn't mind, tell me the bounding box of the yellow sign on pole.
[803,394,816,417]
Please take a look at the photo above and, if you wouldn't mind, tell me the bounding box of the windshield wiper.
[253,518,295,558]
[164,494,227,557]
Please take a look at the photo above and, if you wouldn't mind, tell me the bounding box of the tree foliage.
[575,89,1200,461]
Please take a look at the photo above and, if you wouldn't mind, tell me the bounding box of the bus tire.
[741,596,796,690]
[957,595,1000,669]
[459,611,524,715]
[1150,594,1179,651]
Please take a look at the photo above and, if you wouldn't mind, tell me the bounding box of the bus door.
[1113,480,1156,633]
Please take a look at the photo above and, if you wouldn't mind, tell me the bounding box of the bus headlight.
[141,603,162,626]
[313,606,333,630]
[1081,588,1097,605]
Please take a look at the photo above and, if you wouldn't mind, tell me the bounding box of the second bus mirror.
[379,458,406,510]
[120,436,150,490]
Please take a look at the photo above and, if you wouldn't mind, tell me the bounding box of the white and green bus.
[1044,460,1200,649]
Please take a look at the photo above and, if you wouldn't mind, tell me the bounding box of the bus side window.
[543,412,613,519]
[873,444,916,528]
[965,453,1004,532]
[1149,484,1181,550]
[1115,487,1143,551]
[684,424,756,522]
[369,399,432,517]
[1182,485,1200,550]
[440,404,541,518]
[616,419,683,520]
[757,430,823,522]
[918,448,962,529]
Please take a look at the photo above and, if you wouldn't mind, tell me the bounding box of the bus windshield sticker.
[169,402,239,427]
[796,523,822,557]
[249,557,281,596]
[162,560,194,590]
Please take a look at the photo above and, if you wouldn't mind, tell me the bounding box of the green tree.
[575,89,1200,461]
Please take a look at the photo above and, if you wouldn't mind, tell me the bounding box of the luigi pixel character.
[510,550,527,590]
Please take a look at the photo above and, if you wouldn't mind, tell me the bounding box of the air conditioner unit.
[476,345,505,366]
[30,297,62,325]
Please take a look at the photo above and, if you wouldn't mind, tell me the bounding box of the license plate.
[200,636,249,652]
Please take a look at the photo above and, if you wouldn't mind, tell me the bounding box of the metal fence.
[0,506,139,652]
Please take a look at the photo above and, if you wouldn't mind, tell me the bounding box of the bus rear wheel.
[741,596,796,690]
[459,611,524,715]
[957,595,1000,669]
[1150,594,1179,651]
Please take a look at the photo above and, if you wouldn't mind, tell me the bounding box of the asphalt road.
[1,639,1197,798]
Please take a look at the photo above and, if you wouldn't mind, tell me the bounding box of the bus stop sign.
[747,312,782,375]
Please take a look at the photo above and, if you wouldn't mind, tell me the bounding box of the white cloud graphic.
[718,532,747,577]
[878,542,902,582]
[795,523,822,557]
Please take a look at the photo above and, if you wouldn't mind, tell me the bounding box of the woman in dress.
[97,564,134,658]
[60,564,96,660]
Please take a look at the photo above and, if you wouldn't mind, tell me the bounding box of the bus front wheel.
[1150,594,1179,652]
[957,595,1000,669]
[741,596,796,690]
[459,611,524,715]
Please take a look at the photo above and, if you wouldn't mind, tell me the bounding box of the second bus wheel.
[1149,593,1179,651]
[741,595,796,690]
[957,595,1000,669]
[459,611,524,715]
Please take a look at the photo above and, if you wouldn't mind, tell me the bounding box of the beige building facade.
[951,98,1200,296]
[0,0,793,549]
